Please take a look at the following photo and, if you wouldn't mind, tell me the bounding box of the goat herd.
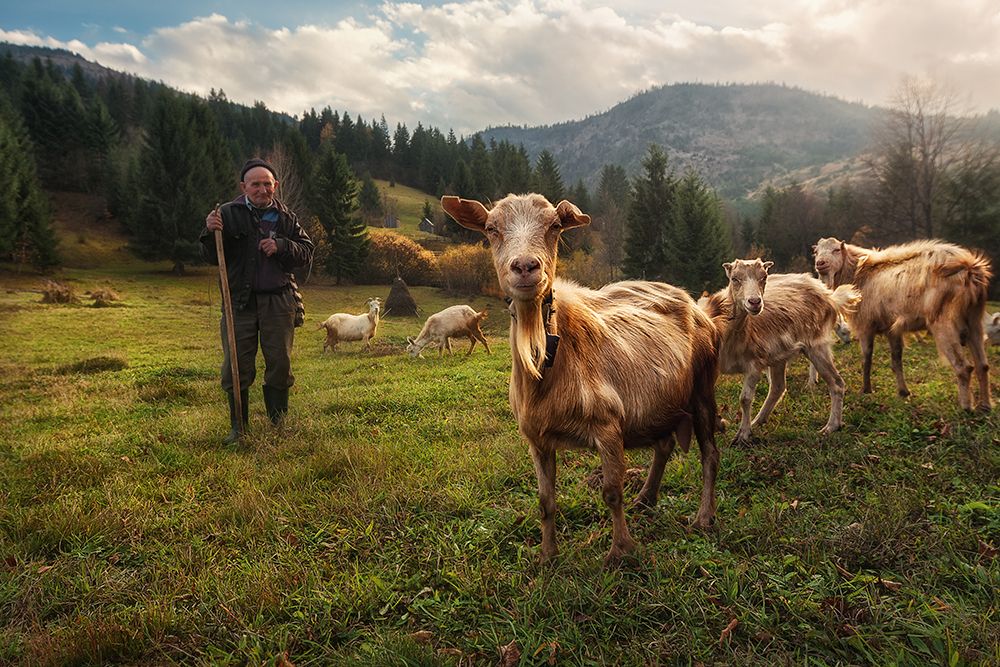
[322,193,998,565]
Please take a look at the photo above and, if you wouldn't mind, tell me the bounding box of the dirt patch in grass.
[55,356,129,375]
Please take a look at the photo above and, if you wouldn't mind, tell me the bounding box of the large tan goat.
[814,238,992,411]
[702,259,860,444]
[442,193,721,565]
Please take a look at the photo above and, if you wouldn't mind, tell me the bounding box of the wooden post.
[214,204,243,434]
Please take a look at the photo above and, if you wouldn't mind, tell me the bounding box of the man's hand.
[259,237,278,256]
[206,209,223,232]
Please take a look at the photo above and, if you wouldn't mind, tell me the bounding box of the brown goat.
[702,259,860,444]
[442,193,721,565]
[813,238,992,411]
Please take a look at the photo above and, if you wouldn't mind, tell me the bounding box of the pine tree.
[532,150,565,203]
[0,97,58,268]
[358,173,382,224]
[133,90,231,273]
[664,170,731,293]
[469,134,497,202]
[310,144,367,284]
[623,145,674,279]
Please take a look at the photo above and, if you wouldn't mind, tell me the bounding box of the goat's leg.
[887,331,909,397]
[751,361,787,428]
[806,344,846,434]
[476,327,492,354]
[465,334,477,356]
[445,337,453,355]
[930,322,974,410]
[691,389,720,530]
[734,368,763,445]
[807,361,819,387]
[965,314,992,412]
[595,428,636,565]
[632,431,680,510]
[528,443,558,562]
[859,332,875,393]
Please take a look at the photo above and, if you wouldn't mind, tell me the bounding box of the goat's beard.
[510,299,547,381]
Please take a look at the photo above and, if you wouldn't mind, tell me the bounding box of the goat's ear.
[723,262,733,278]
[555,200,591,229]
[811,244,818,254]
[840,241,846,252]
[762,261,774,273]
[441,196,489,233]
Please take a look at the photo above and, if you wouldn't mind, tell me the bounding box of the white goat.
[317,297,381,352]
[406,305,492,358]
[985,312,1000,346]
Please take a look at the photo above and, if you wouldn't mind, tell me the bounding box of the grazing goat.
[317,297,381,352]
[406,305,492,358]
[442,193,720,565]
[814,238,992,411]
[985,312,1000,346]
[702,259,860,444]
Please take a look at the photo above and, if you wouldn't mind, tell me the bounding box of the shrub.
[40,280,77,304]
[88,287,121,307]
[360,232,440,286]
[437,243,499,297]
[559,249,613,288]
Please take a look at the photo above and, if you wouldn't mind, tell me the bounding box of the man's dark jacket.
[199,196,314,311]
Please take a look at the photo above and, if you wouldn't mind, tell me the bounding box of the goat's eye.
[485,225,498,236]
[731,278,741,285]
[833,248,841,254]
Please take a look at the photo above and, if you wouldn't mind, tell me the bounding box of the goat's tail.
[830,284,861,318]
[316,320,327,331]
[936,252,993,292]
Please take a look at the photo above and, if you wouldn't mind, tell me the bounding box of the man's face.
[241,167,278,207]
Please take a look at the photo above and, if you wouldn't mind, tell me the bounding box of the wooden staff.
[214,203,243,434]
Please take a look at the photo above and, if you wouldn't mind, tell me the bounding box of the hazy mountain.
[479,82,884,199]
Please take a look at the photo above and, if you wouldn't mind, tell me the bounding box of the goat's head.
[441,193,590,303]
[366,297,381,315]
[405,335,423,358]
[723,258,772,316]
[813,237,845,286]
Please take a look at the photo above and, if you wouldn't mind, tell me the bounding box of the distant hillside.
[480,83,884,199]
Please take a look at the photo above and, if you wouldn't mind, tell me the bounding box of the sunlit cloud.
[2,0,998,134]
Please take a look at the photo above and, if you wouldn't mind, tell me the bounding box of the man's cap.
[240,158,277,182]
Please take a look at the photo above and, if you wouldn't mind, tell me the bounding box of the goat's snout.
[746,296,763,314]
[815,260,829,272]
[510,256,541,277]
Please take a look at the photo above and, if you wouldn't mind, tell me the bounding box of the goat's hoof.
[537,545,558,564]
[691,513,717,532]
[630,496,657,514]
[730,434,753,448]
[898,389,910,398]
[975,403,991,414]
[819,424,841,435]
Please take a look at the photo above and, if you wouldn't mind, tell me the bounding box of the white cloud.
[2,0,999,134]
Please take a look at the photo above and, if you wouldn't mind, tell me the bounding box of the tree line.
[1,52,996,297]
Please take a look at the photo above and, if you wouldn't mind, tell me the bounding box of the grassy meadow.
[1,227,999,664]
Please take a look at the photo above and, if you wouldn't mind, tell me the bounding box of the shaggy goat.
[442,193,720,565]
[317,297,381,352]
[814,238,992,411]
[702,259,860,444]
[406,305,491,358]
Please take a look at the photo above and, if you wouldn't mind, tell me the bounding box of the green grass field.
[1,246,999,664]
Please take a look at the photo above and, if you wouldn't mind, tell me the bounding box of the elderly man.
[200,158,314,444]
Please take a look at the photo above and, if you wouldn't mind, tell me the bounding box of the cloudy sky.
[2,1,999,134]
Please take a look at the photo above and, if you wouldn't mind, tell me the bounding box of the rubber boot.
[223,388,250,444]
[263,385,288,425]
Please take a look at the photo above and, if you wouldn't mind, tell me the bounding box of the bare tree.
[266,143,308,218]
[868,76,999,239]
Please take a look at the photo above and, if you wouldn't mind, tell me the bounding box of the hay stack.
[384,277,418,317]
